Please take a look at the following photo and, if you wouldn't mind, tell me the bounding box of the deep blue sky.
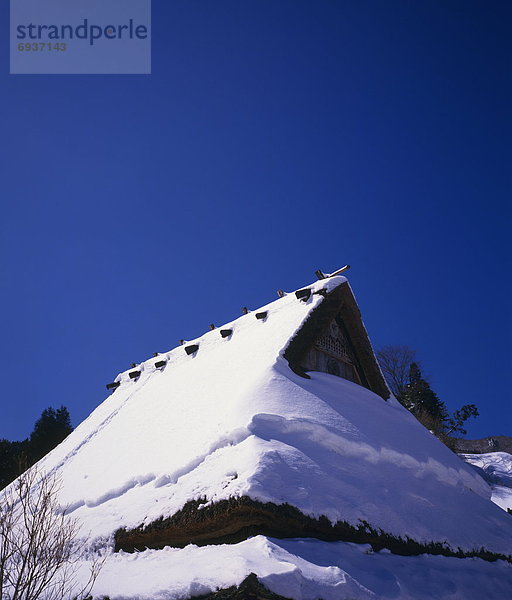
[1,1,510,441]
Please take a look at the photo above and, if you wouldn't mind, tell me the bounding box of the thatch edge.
[283,281,390,400]
[113,496,512,564]
[192,573,292,600]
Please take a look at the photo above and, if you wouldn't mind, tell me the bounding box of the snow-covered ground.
[4,276,512,598]
[461,452,512,512]
[77,536,512,600]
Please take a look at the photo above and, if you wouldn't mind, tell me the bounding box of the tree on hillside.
[377,346,480,444]
[376,345,416,400]
[0,406,73,491]
[0,439,30,490]
[401,362,449,435]
[29,406,73,464]
[445,405,479,436]
[0,468,103,600]
[0,439,14,490]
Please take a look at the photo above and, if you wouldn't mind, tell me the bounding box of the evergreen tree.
[29,406,73,463]
[0,407,73,489]
[0,439,30,490]
[445,404,479,436]
[0,439,15,489]
[378,347,481,446]
[399,363,448,434]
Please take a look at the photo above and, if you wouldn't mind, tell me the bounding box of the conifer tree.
[0,439,30,490]
[445,405,479,436]
[29,406,73,464]
[399,362,448,434]
[0,407,73,490]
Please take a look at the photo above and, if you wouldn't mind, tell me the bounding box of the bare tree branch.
[376,345,416,399]
[0,468,103,600]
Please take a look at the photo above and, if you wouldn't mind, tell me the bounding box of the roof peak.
[108,275,350,390]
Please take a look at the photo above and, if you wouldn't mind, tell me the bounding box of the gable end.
[284,282,390,400]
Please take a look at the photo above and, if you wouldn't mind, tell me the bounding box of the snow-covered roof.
[5,274,512,598]
[26,274,511,559]
[108,274,389,400]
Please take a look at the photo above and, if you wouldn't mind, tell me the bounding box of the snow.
[460,452,512,512]
[76,536,512,600]
[4,275,512,598]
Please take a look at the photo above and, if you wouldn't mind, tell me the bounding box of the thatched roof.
[284,280,390,400]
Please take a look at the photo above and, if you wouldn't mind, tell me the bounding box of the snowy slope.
[461,452,512,512]
[32,276,509,555]
[73,536,512,600]
[6,275,512,598]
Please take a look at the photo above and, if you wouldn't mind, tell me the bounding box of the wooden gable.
[302,314,366,386]
[284,281,390,400]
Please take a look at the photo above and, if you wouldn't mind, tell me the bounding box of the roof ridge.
[107,276,348,390]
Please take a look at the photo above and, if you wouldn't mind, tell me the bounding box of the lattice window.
[315,320,354,364]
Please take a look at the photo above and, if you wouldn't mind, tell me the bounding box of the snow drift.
[461,451,512,513]
[5,275,512,598]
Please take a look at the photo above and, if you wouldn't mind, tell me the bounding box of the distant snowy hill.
[461,452,512,513]
[4,275,512,599]
[455,436,512,454]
